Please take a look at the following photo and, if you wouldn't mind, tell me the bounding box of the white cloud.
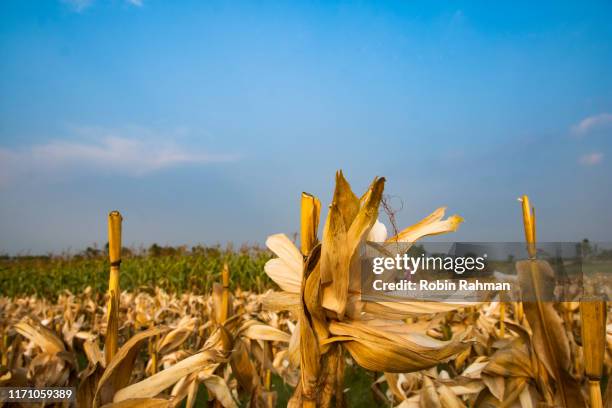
[571,113,612,136]
[578,152,604,166]
[0,127,238,187]
[126,0,144,6]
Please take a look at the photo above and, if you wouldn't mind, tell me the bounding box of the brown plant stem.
[220,262,230,324]
[520,196,569,407]
[580,297,606,408]
[588,381,603,408]
[105,210,122,365]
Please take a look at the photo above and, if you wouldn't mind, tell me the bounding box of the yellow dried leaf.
[113,350,222,403]
[388,207,463,243]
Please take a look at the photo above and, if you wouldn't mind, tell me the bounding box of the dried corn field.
[1,172,611,408]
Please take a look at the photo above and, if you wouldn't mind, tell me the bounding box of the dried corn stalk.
[106,211,122,365]
[517,196,585,407]
[580,297,606,408]
[263,171,471,406]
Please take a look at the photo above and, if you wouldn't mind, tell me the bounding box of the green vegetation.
[0,244,274,298]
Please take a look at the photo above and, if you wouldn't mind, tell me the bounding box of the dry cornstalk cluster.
[0,280,295,407]
[0,172,610,408]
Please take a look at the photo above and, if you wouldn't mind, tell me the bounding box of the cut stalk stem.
[105,210,122,365]
[520,196,569,407]
[148,321,158,376]
[519,196,536,259]
[1,330,7,366]
[588,381,603,408]
[220,262,230,324]
[263,340,273,407]
[300,192,321,256]
[580,297,606,408]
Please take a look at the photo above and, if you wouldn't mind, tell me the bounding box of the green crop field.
[0,245,273,299]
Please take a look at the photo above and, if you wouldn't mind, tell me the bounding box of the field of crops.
[0,246,273,299]
[1,173,611,408]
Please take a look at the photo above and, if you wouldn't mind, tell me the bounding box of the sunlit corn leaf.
[387,207,463,243]
[264,234,302,293]
[199,373,238,408]
[14,321,65,355]
[260,291,300,313]
[230,338,259,395]
[95,326,168,407]
[113,349,223,403]
[326,320,469,373]
[84,338,106,368]
[157,316,198,355]
[238,321,291,343]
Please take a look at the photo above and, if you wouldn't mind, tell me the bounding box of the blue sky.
[1,1,611,253]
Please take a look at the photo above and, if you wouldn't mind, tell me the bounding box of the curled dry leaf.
[95,326,169,407]
[113,349,223,403]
